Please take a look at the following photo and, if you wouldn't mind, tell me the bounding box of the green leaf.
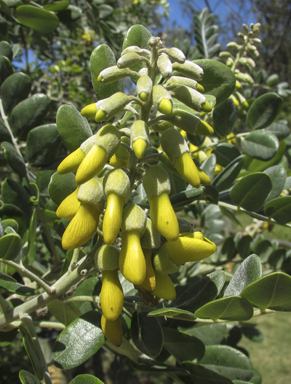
[219,237,236,262]
[263,122,291,141]
[173,271,225,312]
[0,204,27,236]
[0,116,11,142]
[247,140,286,172]
[230,173,272,211]
[224,255,262,297]
[163,327,205,363]
[213,144,240,167]
[26,208,37,265]
[246,93,283,130]
[1,141,27,177]
[213,98,236,137]
[69,375,104,384]
[15,5,59,33]
[0,55,13,86]
[71,276,99,313]
[1,178,32,220]
[0,328,18,347]
[198,345,253,381]
[148,308,197,322]
[181,362,232,384]
[131,312,163,358]
[43,1,69,12]
[241,325,263,343]
[269,248,285,269]
[170,186,204,208]
[201,153,216,181]
[213,155,244,192]
[52,310,105,369]
[58,5,82,22]
[1,72,32,115]
[254,239,273,263]
[264,165,287,201]
[237,235,252,259]
[26,124,61,167]
[56,105,92,152]
[98,4,113,18]
[19,370,41,384]
[193,59,236,105]
[0,279,39,296]
[131,359,185,374]
[122,24,152,74]
[47,301,81,326]
[241,272,291,311]
[90,44,123,100]
[180,322,228,346]
[195,296,253,321]
[241,131,279,160]
[264,196,291,224]
[0,41,12,61]
[49,172,77,206]
[0,232,22,261]
[9,94,51,140]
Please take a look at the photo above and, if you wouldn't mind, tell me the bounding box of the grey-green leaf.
[264,165,287,202]
[52,310,105,369]
[0,279,39,296]
[195,296,253,321]
[1,72,32,115]
[241,272,291,311]
[224,254,262,297]
[147,308,197,322]
[241,131,279,160]
[0,55,13,86]
[213,144,240,167]
[264,196,291,224]
[56,105,92,152]
[230,173,272,211]
[48,172,77,206]
[1,141,27,178]
[213,155,244,192]
[180,322,228,346]
[199,345,253,381]
[213,98,236,137]
[9,94,51,140]
[246,92,283,130]
[19,370,42,384]
[69,375,105,384]
[26,124,61,167]
[15,5,59,33]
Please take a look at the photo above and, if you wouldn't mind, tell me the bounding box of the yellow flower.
[139,248,156,293]
[61,202,100,250]
[174,152,200,188]
[143,165,179,241]
[165,232,216,265]
[101,315,123,347]
[75,144,107,185]
[57,148,85,175]
[133,138,148,159]
[152,272,176,300]
[100,269,124,321]
[56,187,80,220]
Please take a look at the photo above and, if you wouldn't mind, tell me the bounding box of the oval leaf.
[0,55,13,86]
[224,255,262,297]
[131,311,163,358]
[213,143,240,167]
[48,172,77,206]
[0,232,22,260]
[1,141,27,178]
[213,98,236,137]
[182,362,233,384]
[15,5,59,33]
[0,41,12,61]
[9,94,51,140]
[263,122,291,141]
[43,1,69,12]
[199,345,253,381]
[264,165,287,202]
[56,105,92,152]
[163,327,205,363]
[26,124,61,167]
[52,310,105,369]
[1,72,32,115]
[90,44,123,100]
[19,370,42,384]
[230,173,272,211]
[246,92,283,130]
[181,323,228,346]
[264,196,291,224]
[0,279,39,296]
[69,375,105,384]
[241,131,279,160]
[241,272,291,311]
[195,296,253,321]
[213,155,244,192]
[193,59,236,105]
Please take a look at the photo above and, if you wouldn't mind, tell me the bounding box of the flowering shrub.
[0,19,291,384]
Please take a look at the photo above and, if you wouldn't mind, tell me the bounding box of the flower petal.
[75,144,107,185]
[56,187,80,220]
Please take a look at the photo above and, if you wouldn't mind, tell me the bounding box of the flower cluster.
[55,35,218,346]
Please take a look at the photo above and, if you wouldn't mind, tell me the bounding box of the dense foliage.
[0,3,291,384]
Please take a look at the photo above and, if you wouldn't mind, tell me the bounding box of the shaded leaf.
[0,328,18,347]
[182,362,232,384]
[0,279,39,296]
[19,370,41,384]
[264,165,287,201]
[43,1,69,12]
[263,122,290,141]
[131,311,163,358]
[148,308,197,322]
[0,55,13,86]
[213,144,240,167]
[213,98,236,137]
[199,345,253,381]
[15,5,59,33]
[230,173,272,211]
[1,72,32,115]
[48,172,77,206]
[1,141,27,178]
[180,322,228,346]
[0,232,22,261]
[213,155,245,192]
[47,301,81,326]
[9,94,51,140]
[247,93,283,130]
[264,196,291,224]
[0,41,12,60]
